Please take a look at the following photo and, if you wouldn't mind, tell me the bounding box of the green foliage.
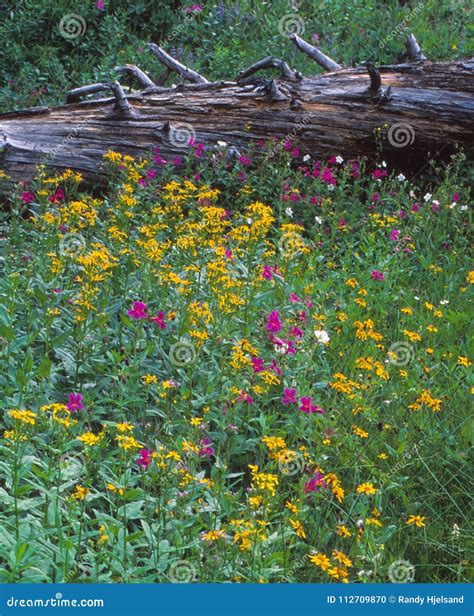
[0,0,472,110]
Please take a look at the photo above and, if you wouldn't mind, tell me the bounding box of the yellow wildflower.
[356,482,377,495]
[290,518,307,540]
[406,515,426,528]
[308,552,331,571]
[72,485,90,501]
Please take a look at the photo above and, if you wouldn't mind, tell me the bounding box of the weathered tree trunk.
[1,55,473,191]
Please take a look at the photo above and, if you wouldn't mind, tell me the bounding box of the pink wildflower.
[66,392,84,413]
[299,397,324,415]
[289,326,303,339]
[266,310,282,333]
[371,270,385,281]
[304,472,326,493]
[21,191,35,204]
[136,448,153,469]
[251,357,265,373]
[282,388,297,405]
[127,301,148,320]
[198,437,214,459]
[151,311,167,329]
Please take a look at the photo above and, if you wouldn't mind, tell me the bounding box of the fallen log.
[0,36,473,191]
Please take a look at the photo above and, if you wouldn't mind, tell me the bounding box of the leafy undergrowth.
[0,146,472,583]
[1,0,472,111]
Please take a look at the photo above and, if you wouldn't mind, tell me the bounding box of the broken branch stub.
[289,33,342,72]
[237,56,302,83]
[148,43,208,84]
[115,65,156,89]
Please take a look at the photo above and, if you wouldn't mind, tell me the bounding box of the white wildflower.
[314,330,330,345]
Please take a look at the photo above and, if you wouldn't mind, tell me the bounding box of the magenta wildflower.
[199,437,214,459]
[299,397,324,414]
[96,0,105,9]
[238,390,253,404]
[151,311,167,329]
[389,229,401,240]
[372,169,388,180]
[289,293,302,303]
[194,143,204,158]
[49,187,65,204]
[66,392,84,413]
[262,265,279,280]
[304,472,326,493]
[289,326,303,339]
[184,4,202,13]
[273,338,296,355]
[321,168,336,185]
[262,265,274,280]
[21,191,35,204]
[282,388,297,405]
[266,310,282,333]
[371,270,385,281]
[136,448,153,469]
[251,357,265,373]
[128,301,148,320]
[269,358,282,377]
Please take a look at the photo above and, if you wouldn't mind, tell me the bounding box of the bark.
[0,57,473,191]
